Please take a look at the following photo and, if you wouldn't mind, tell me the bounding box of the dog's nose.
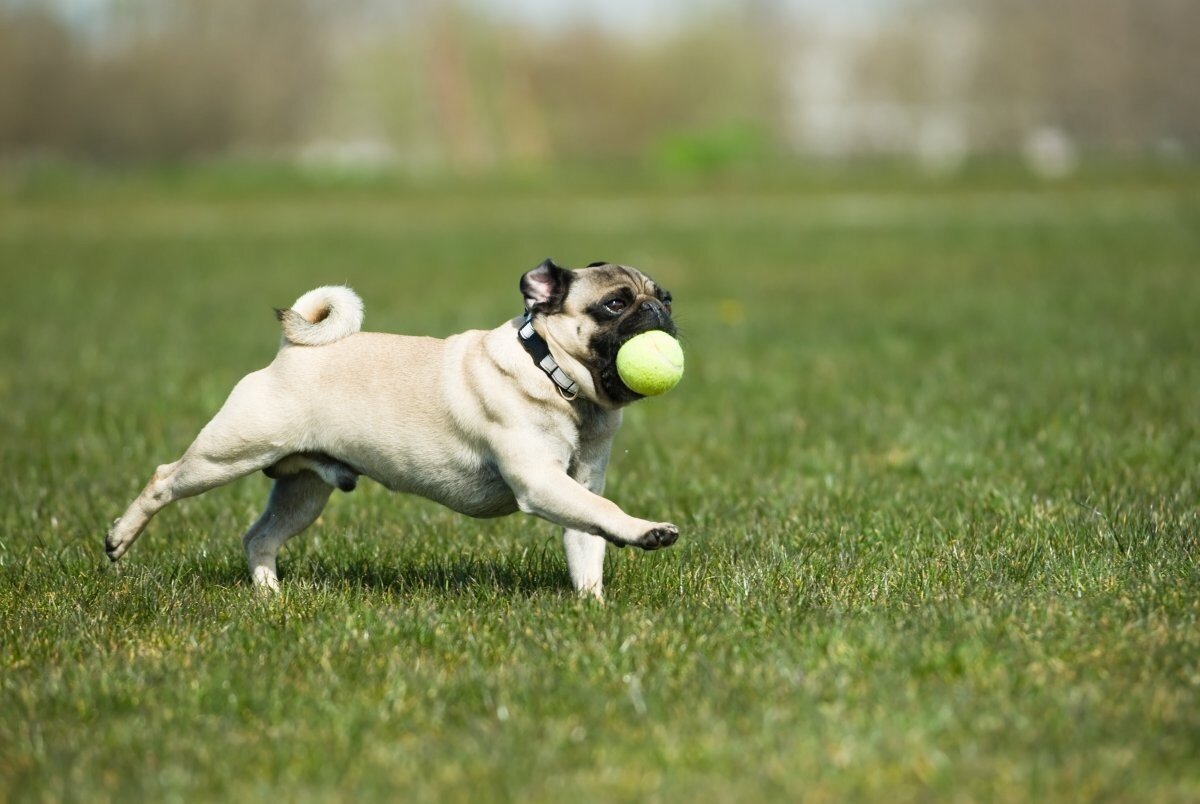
[641,299,668,321]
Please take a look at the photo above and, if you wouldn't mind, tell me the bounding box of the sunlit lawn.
[2,167,1198,801]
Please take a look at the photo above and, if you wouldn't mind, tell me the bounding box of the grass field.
[2,168,1199,801]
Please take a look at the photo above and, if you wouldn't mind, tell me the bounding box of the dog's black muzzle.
[625,299,676,339]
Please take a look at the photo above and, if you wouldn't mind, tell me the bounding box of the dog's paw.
[252,566,282,593]
[104,519,125,562]
[636,523,679,551]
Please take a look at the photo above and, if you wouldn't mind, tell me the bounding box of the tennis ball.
[616,331,684,396]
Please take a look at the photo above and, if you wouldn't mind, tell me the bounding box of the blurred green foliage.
[3,0,1198,170]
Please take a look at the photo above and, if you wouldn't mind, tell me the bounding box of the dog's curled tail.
[275,285,364,347]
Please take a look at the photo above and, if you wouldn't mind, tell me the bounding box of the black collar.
[518,311,580,400]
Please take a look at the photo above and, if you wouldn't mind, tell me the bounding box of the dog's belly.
[354,450,520,519]
[409,463,520,519]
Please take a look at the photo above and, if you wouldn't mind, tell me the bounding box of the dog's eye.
[604,298,627,314]
[661,295,672,311]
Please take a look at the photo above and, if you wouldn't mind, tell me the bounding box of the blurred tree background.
[0,0,1197,173]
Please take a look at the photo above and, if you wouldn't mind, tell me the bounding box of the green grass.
[2,169,1199,801]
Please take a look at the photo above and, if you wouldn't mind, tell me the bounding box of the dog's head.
[521,259,677,407]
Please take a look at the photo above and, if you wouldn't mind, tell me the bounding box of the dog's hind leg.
[105,371,290,562]
[242,470,333,591]
[105,446,279,563]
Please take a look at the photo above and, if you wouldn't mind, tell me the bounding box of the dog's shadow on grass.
[319,561,566,597]
[158,546,572,598]
[305,555,569,598]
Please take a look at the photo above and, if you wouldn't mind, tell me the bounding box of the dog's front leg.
[500,456,679,553]
[563,442,615,600]
[563,528,606,600]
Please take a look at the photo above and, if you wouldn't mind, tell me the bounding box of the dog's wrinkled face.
[521,259,676,406]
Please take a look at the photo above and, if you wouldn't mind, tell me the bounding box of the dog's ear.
[520,258,573,313]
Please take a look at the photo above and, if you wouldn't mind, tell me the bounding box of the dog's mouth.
[589,323,677,406]
[579,296,678,406]
[619,313,677,347]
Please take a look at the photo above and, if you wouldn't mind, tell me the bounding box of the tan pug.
[104,260,681,599]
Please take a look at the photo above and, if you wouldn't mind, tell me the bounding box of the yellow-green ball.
[617,331,684,396]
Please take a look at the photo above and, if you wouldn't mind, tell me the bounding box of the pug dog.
[104,260,680,599]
